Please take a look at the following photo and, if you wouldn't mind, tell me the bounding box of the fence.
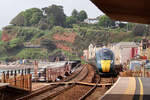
[46,64,71,82]
[1,68,32,91]
[120,69,150,77]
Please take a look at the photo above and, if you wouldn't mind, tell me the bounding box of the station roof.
[91,0,150,24]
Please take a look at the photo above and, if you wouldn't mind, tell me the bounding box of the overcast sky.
[0,0,103,30]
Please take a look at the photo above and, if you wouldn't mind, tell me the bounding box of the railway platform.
[0,83,9,89]
[100,77,150,100]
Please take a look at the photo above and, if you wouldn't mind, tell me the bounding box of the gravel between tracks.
[52,65,118,100]
[51,64,95,100]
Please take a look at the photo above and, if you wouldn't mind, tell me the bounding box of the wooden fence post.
[44,68,46,82]
[2,71,5,83]
[21,69,24,88]
[14,70,16,86]
[29,74,32,92]
[26,68,32,91]
[6,71,9,83]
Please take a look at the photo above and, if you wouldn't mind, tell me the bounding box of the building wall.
[83,50,89,60]
[120,48,131,64]
[110,42,139,65]
[88,44,96,59]
[84,42,140,64]
[110,46,120,65]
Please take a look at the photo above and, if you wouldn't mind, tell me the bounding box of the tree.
[9,38,23,49]
[126,22,136,31]
[42,5,66,27]
[23,8,43,26]
[71,9,87,22]
[0,30,2,41]
[132,24,148,36]
[10,12,25,26]
[38,18,49,30]
[78,10,88,22]
[98,15,115,28]
[66,16,77,28]
[71,9,78,19]
[10,8,43,26]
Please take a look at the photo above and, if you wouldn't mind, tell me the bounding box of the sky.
[0,0,103,30]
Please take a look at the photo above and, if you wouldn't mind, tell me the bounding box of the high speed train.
[88,48,115,75]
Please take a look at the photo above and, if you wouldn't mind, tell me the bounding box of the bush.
[16,48,47,59]
[17,27,46,42]
[0,30,2,41]
[51,26,64,34]
[40,39,56,51]
[132,24,148,36]
[9,38,23,48]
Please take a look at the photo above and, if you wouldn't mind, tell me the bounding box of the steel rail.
[17,64,87,100]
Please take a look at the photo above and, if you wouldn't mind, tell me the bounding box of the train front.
[95,48,115,74]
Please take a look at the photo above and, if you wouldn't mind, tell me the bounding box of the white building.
[84,18,99,24]
[88,44,96,59]
[111,42,139,65]
[83,50,89,60]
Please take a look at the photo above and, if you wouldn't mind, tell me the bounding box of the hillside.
[1,5,150,61]
[0,26,86,61]
[0,24,148,61]
[0,30,1,40]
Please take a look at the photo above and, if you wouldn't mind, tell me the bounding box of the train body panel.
[100,60,111,72]
[88,48,115,75]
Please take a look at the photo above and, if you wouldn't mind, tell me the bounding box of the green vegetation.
[16,48,47,59]
[10,5,87,30]
[66,9,87,28]
[98,15,115,28]
[1,4,150,61]
[0,30,2,44]
[0,30,1,38]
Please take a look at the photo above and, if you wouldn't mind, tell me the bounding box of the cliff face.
[1,27,17,42]
[2,31,13,42]
[0,26,83,60]
[52,32,77,52]
[53,33,76,43]
[1,33,11,42]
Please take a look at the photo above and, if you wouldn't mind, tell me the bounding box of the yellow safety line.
[138,77,143,100]
[125,77,136,94]
[122,77,136,100]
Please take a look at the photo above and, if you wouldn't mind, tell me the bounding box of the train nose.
[100,60,111,72]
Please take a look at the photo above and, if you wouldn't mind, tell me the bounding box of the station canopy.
[91,0,150,24]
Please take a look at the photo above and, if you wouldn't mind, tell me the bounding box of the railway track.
[16,64,89,100]
[51,67,117,100]
[50,64,96,100]
[78,75,101,100]
[17,64,118,100]
[79,76,115,100]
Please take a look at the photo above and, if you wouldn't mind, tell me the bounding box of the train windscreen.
[100,49,113,60]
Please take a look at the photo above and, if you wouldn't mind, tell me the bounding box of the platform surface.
[100,77,150,100]
[0,83,9,89]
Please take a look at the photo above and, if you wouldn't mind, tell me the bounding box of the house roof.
[115,42,139,48]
